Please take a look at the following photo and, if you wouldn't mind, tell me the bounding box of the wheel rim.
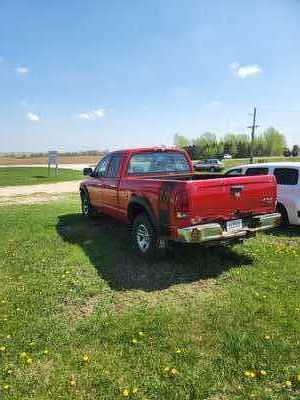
[136,224,151,252]
[82,196,89,215]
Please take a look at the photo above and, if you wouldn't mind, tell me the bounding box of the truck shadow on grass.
[265,225,300,237]
[56,213,253,292]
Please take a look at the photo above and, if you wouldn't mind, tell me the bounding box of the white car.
[225,162,300,225]
[223,154,232,159]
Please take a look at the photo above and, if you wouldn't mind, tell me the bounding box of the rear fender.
[128,196,158,228]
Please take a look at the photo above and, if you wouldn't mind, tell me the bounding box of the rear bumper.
[176,212,281,244]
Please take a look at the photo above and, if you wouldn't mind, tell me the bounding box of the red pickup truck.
[80,147,280,256]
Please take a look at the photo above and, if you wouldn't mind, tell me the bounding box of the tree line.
[173,127,297,159]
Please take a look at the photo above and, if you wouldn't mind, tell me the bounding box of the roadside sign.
[48,151,58,176]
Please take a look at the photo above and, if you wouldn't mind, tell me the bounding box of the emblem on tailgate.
[230,185,244,199]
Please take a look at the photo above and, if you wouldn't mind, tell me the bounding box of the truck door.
[100,152,123,217]
[88,155,111,209]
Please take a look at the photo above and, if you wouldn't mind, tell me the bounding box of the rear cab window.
[273,168,299,185]
[245,167,269,176]
[127,151,190,175]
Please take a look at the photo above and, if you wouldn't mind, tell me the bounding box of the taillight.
[173,191,189,218]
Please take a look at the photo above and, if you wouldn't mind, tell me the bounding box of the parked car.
[225,162,300,225]
[223,154,232,160]
[80,147,280,257]
[194,158,224,172]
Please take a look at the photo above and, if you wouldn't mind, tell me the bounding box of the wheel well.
[276,202,289,223]
[128,202,148,223]
[128,197,158,227]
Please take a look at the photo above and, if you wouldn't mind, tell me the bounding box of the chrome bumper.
[176,213,281,244]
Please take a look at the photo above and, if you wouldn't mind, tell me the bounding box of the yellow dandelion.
[175,348,182,354]
[3,384,10,390]
[16,307,21,311]
[296,374,300,382]
[170,368,178,376]
[6,335,11,339]
[43,349,48,355]
[26,357,33,364]
[138,331,145,336]
[69,378,76,386]
[284,380,292,388]
[259,370,267,376]
[0,345,6,352]
[264,335,271,340]
[244,370,256,378]
[1,300,6,304]
[122,388,130,397]
[132,387,138,394]
[7,369,13,375]
[82,354,89,362]
[20,352,27,358]
[131,338,138,345]
[164,367,170,372]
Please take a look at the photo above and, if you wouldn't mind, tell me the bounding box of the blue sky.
[1,0,300,152]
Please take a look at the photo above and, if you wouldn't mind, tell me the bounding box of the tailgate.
[187,175,277,222]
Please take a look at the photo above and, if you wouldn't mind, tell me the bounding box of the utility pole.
[248,106,260,164]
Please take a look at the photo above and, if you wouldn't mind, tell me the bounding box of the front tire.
[131,213,158,257]
[81,191,93,217]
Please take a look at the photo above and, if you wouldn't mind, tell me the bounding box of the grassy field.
[192,156,300,170]
[0,167,83,187]
[223,156,300,169]
[0,196,299,399]
[0,155,100,166]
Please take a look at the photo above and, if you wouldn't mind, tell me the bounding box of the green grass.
[0,167,83,187]
[0,197,300,399]
[223,156,300,169]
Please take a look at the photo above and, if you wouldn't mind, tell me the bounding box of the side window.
[226,168,243,176]
[274,168,299,185]
[245,167,269,176]
[106,153,123,178]
[94,155,111,177]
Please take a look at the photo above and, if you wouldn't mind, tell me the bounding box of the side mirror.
[83,167,94,176]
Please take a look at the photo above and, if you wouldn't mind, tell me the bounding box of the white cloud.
[207,100,222,107]
[26,112,40,122]
[16,66,30,76]
[75,108,105,120]
[230,62,262,78]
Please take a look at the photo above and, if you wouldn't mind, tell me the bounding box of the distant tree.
[173,127,287,160]
[262,127,286,156]
[174,133,190,148]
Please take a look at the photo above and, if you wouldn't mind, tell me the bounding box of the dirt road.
[0,180,80,197]
[0,180,81,205]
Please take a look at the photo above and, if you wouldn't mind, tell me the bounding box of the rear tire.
[131,213,159,257]
[276,203,289,226]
